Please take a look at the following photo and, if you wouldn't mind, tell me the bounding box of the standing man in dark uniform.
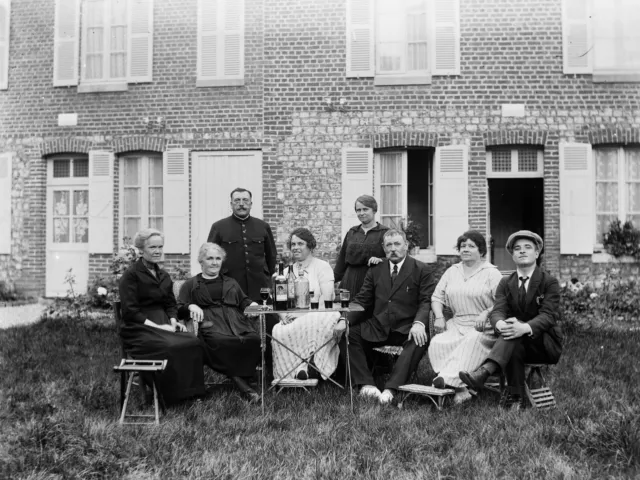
[207,188,277,303]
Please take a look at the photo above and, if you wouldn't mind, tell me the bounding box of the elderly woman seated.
[177,242,261,403]
[272,228,342,381]
[119,228,207,405]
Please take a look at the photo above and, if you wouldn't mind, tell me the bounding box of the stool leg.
[119,372,135,425]
[120,371,126,410]
[152,380,160,425]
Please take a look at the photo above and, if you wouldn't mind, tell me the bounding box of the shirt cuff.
[413,321,425,327]
[526,324,533,336]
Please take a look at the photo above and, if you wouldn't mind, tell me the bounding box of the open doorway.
[488,178,544,271]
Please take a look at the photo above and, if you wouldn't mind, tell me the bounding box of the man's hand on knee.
[407,322,427,347]
[500,318,532,340]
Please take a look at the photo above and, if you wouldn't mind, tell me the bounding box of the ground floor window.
[120,153,163,241]
[375,148,433,248]
[594,146,640,244]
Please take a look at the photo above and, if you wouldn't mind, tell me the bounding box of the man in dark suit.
[334,229,436,405]
[207,187,277,303]
[459,230,563,409]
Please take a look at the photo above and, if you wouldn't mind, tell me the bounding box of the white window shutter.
[163,149,189,254]
[223,0,244,80]
[128,0,154,83]
[197,0,218,82]
[431,0,460,76]
[434,145,468,255]
[562,0,592,74]
[0,153,12,253]
[0,0,10,90]
[88,151,114,254]
[53,0,80,87]
[559,142,595,254]
[346,0,374,78]
[341,147,373,239]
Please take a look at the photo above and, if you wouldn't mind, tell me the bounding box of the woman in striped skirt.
[428,230,503,404]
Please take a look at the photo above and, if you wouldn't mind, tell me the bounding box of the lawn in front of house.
[0,316,638,479]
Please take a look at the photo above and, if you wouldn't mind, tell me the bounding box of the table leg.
[260,312,266,415]
[345,316,353,414]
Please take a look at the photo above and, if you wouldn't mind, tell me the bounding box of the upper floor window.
[486,148,543,178]
[196,0,245,87]
[563,0,640,82]
[595,146,640,244]
[0,0,10,90]
[53,0,153,91]
[346,0,460,85]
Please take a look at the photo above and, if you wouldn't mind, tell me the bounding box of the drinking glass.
[321,282,334,309]
[310,291,319,310]
[340,289,351,308]
[259,287,271,308]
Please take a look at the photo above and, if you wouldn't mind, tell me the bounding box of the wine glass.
[259,287,271,308]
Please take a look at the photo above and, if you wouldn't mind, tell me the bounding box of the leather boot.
[231,376,260,404]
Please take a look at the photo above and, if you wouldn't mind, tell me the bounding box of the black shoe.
[459,366,491,391]
[296,369,309,380]
[432,376,446,389]
[499,390,527,410]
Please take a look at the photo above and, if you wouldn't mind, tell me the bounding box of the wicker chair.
[172,279,198,336]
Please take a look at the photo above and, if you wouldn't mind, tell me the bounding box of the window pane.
[73,190,89,216]
[596,182,618,212]
[626,149,640,223]
[381,185,402,215]
[123,187,141,215]
[596,214,618,243]
[626,148,640,181]
[148,157,163,185]
[517,150,538,172]
[492,150,511,172]
[54,190,70,216]
[124,218,141,241]
[110,26,127,78]
[53,160,71,178]
[149,188,163,215]
[85,0,105,81]
[377,0,404,74]
[53,218,70,243]
[73,159,89,177]
[627,183,640,215]
[595,148,618,180]
[381,153,402,183]
[123,158,140,186]
[407,2,427,71]
[149,217,163,232]
[74,218,89,243]
[381,216,402,229]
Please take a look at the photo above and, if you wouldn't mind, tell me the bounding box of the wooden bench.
[397,384,455,410]
[113,359,167,425]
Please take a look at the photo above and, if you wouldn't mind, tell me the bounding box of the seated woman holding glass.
[119,228,207,405]
[427,230,503,404]
[271,228,341,381]
[177,242,262,403]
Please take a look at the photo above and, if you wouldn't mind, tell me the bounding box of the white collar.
[389,256,406,274]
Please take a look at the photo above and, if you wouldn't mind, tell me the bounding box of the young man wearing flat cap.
[459,230,563,409]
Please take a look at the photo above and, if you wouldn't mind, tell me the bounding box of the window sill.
[374,74,432,86]
[411,247,436,263]
[592,72,640,83]
[77,82,128,93]
[196,79,245,87]
[592,252,638,263]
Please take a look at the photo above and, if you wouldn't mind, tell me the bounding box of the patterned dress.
[427,262,503,388]
[272,257,341,380]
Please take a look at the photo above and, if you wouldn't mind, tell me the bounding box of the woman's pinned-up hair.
[455,230,487,257]
[287,227,317,251]
[198,242,227,264]
[133,228,164,250]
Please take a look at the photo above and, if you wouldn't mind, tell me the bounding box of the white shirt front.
[389,256,406,277]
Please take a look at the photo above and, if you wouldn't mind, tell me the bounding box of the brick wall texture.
[1,0,640,295]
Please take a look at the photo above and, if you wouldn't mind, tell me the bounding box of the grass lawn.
[0,316,638,479]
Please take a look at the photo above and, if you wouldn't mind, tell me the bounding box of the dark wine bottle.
[274,262,288,310]
[287,262,296,309]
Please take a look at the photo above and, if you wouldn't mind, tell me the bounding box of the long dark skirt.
[340,264,369,299]
[121,324,206,404]
[199,326,261,377]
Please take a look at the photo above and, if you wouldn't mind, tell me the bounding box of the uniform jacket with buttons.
[207,215,277,302]
[349,256,436,342]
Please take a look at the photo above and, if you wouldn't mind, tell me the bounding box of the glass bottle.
[287,261,296,309]
[274,262,288,311]
[294,268,310,309]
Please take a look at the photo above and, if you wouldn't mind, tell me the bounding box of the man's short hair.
[383,228,407,243]
[229,187,252,200]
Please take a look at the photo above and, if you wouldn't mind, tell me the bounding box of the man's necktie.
[518,276,529,310]
[391,264,398,284]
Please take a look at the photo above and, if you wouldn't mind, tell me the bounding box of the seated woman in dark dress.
[119,228,207,405]
[177,242,261,403]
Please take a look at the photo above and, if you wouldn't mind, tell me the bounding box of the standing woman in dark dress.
[177,243,262,403]
[119,229,206,405]
[334,195,389,298]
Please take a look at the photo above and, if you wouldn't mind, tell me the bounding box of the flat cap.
[505,230,543,252]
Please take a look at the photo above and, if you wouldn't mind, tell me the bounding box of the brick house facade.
[1,0,639,297]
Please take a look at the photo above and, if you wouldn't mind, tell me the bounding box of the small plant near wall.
[603,220,640,259]
[401,216,424,252]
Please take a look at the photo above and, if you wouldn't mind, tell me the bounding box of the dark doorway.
[407,149,434,248]
[489,179,544,271]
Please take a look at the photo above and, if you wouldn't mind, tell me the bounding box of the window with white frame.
[346,0,460,85]
[53,0,153,91]
[0,0,10,90]
[375,149,434,247]
[563,0,640,81]
[486,148,544,178]
[120,153,163,241]
[595,147,640,244]
[196,0,245,87]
